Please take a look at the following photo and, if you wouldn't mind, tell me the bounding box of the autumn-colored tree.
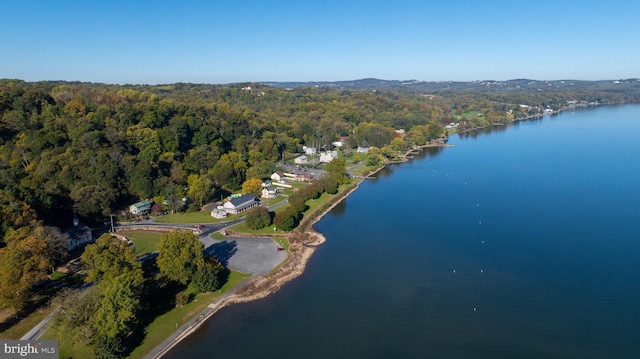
[242,178,263,197]
[0,233,49,308]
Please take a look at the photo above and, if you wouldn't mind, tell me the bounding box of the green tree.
[164,181,183,214]
[366,147,384,166]
[322,177,338,194]
[94,270,143,338]
[325,158,348,184]
[157,230,204,284]
[0,191,38,240]
[245,206,271,230]
[50,286,102,347]
[287,193,306,213]
[192,256,226,293]
[274,207,297,231]
[92,335,124,359]
[426,120,445,140]
[81,234,140,284]
[187,173,213,206]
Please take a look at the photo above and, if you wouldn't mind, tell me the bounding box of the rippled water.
[167,105,640,359]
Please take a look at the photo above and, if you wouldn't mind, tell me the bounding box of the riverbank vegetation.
[39,230,235,358]
[2,77,640,342]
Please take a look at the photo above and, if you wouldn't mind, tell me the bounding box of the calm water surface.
[167,105,640,358]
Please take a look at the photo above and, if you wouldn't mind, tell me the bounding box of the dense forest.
[2,78,640,235]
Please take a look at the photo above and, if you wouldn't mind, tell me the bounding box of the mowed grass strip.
[127,271,249,359]
[153,210,238,224]
[120,231,163,256]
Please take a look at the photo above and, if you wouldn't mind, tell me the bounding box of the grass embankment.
[127,271,249,359]
[120,231,163,257]
[0,272,84,340]
[42,271,249,359]
[153,210,238,224]
[0,308,48,340]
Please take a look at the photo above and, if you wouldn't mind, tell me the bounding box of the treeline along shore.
[2,78,640,357]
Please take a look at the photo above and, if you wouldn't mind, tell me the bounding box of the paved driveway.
[204,236,287,275]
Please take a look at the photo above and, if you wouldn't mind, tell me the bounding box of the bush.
[175,291,188,307]
[186,203,200,213]
[245,206,271,230]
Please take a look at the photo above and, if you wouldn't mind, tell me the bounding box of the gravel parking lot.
[204,236,287,275]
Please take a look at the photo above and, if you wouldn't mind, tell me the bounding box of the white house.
[129,200,151,215]
[319,151,338,163]
[65,218,93,251]
[303,146,317,155]
[261,187,278,199]
[223,194,258,214]
[356,147,370,154]
[294,155,308,164]
[271,171,285,182]
[210,208,228,219]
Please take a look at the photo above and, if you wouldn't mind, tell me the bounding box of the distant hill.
[262,78,640,92]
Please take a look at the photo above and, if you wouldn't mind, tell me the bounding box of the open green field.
[120,231,163,256]
[263,195,288,206]
[449,109,483,120]
[127,271,249,359]
[153,211,238,224]
[230,216,287,235]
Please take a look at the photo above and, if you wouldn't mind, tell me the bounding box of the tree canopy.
[156,230,204,285]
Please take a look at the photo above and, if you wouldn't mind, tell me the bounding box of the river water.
[167,105,640,358]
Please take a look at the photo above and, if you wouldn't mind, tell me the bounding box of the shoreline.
[151,141,453,358]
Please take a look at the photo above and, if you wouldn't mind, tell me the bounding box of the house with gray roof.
[223,194,258,214]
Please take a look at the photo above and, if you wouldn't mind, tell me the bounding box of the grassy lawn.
[42,271,249,359]
[153,211,239,224]
[230,219,287,235]
[127,271,249,359]
[449,110,482,120]
[273,237,289,251]
[120,231,163,256]
[231,182,353,236]
[263,195,287,206]
[0,307,49,340]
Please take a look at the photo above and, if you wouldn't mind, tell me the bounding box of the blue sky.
[1,0,638,84]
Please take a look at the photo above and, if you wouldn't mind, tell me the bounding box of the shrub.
[175,291,188,307]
